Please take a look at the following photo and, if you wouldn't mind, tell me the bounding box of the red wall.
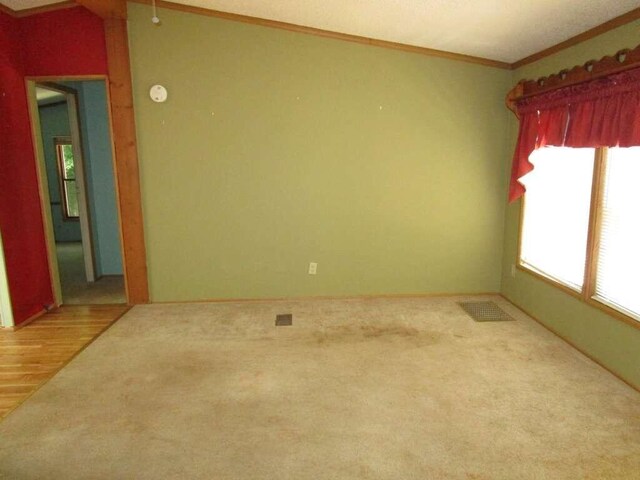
[21,8,108,76]
[0,7,108,325]
[0,11,51,323]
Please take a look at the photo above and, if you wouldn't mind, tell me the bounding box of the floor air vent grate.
[458,301,514,322]
[275,314,293,326]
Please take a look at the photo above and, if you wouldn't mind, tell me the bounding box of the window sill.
[588,296,640,329]
[516,263,640,331]
[516,263,583,299]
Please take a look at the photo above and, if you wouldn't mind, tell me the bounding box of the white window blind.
[520,147,595,290]
[594,147,640,320]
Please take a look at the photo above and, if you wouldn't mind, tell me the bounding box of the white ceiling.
[2,0,638,63]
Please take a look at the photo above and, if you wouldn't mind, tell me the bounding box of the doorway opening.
[28,80,126,306]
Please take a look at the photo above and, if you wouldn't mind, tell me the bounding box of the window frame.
[517,146,640,329]
[53,136,79,221]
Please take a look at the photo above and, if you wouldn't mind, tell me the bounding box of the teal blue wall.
[38,102,82,242]
[78,81,122,276]
[63,80,123,276]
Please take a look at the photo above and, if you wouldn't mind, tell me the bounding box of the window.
[520,147,594,291]
[55,137,79,220]
[519,146,640,323]
[593,147,640,319]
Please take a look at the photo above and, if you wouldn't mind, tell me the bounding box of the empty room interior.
[0,1,638,478]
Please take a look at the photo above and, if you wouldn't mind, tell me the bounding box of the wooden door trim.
[103,19,150,303]
[25,79,64,307]
[26,74,149,305]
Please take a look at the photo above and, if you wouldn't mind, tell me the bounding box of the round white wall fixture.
[150,85,168,103]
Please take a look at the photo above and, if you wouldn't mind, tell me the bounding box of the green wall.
[501,21,640,388]
[128,3,512,302]
[127,2,639,386]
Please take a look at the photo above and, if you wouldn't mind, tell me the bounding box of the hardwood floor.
[0,304,129,419]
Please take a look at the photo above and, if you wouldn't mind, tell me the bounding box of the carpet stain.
[465,473,491,480]
[311,324,442,347]
[138,352,230,391]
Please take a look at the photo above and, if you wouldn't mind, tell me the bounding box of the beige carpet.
[56,242,126,304]
[0,296,638,479]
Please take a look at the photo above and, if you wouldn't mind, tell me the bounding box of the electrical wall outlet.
[308,262,318,275]
[510,264,516,277]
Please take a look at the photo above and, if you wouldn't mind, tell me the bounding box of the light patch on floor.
[56,242,125,304]
[0,296,638,479]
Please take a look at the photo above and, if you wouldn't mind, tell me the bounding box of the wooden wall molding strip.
[505,44,640,114]
[104,17,150,303]
[153,291,499,306]
[512,7,640,70]
[129,0,510,69]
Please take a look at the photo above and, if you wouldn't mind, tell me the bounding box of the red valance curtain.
[509,67,640,202]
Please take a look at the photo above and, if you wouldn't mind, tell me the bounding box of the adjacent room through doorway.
[33,81,125,305]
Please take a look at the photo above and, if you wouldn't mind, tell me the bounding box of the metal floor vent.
[275,314,293,326]
[458,301,515,322]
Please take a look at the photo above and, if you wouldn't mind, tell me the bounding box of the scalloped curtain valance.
[508,66,640,202]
